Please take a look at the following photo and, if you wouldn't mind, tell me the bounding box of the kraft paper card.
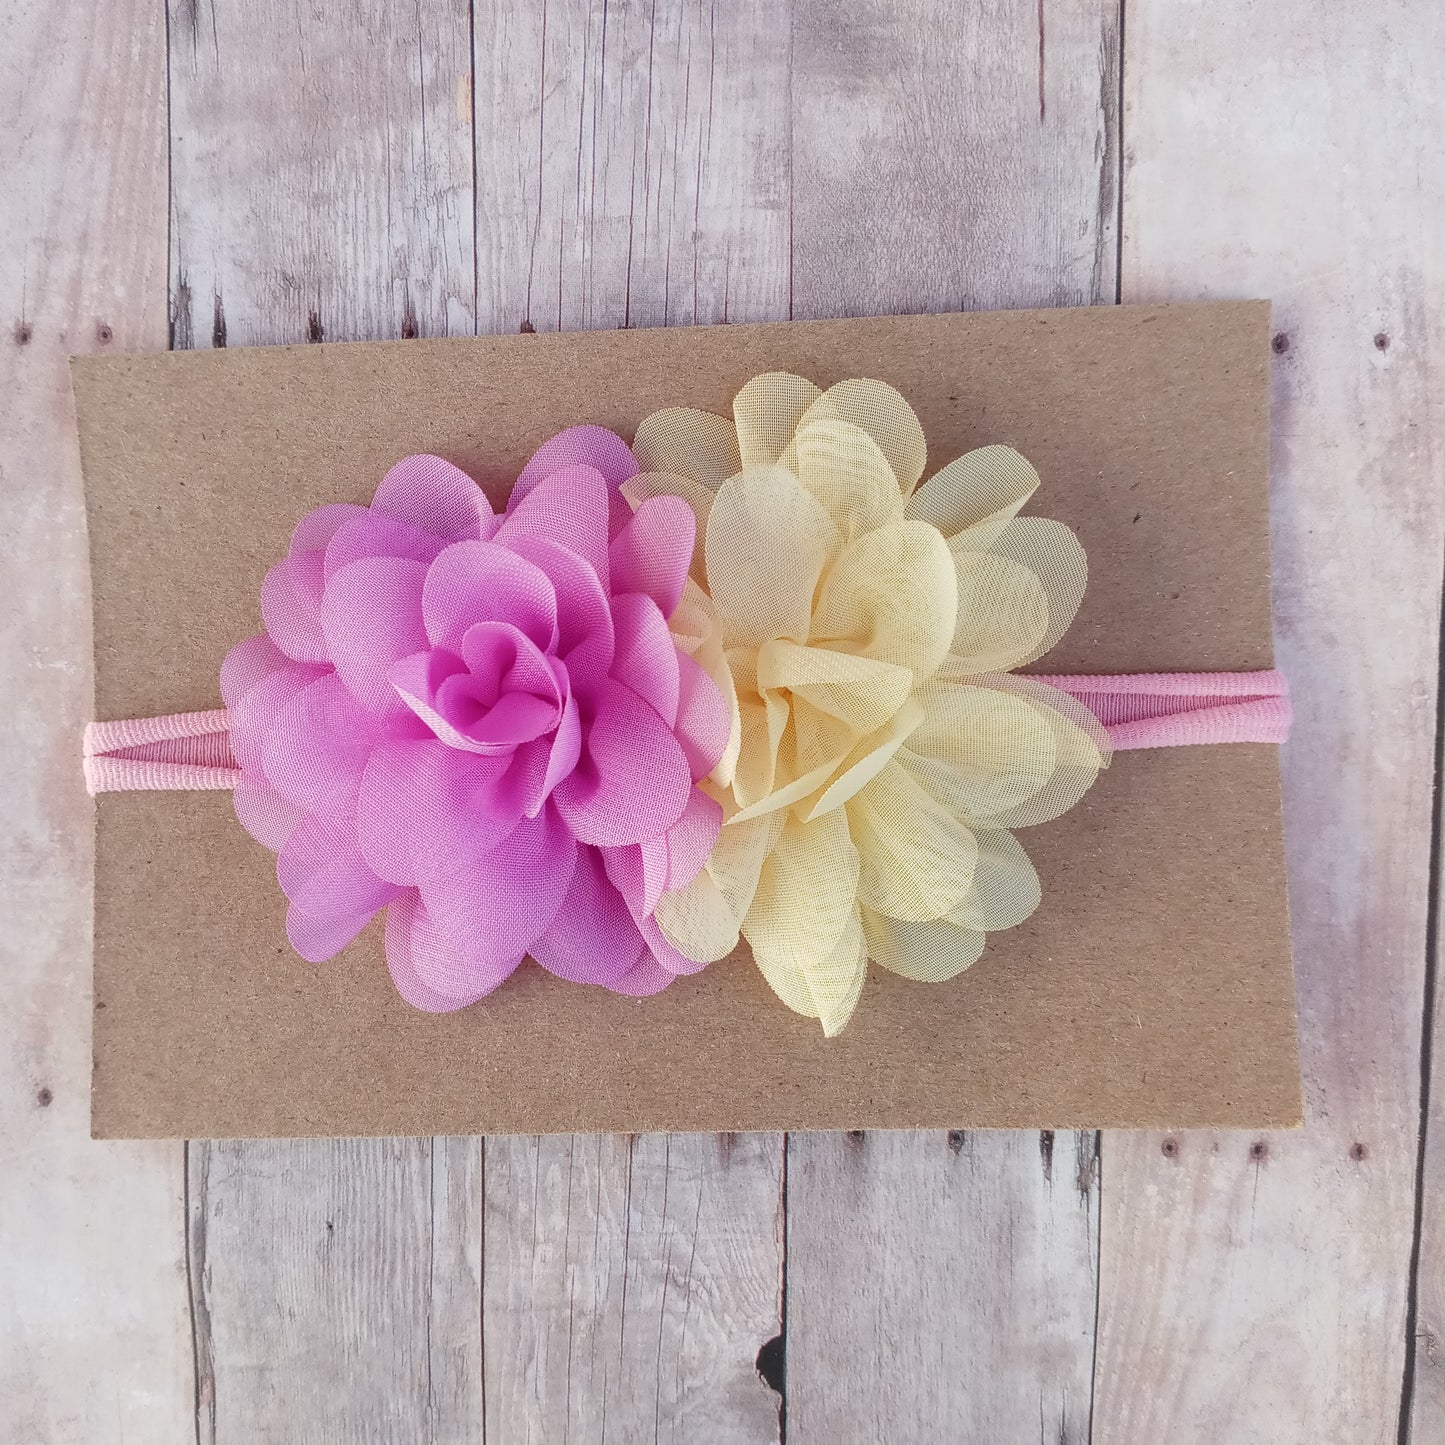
[74,302,1301,1138]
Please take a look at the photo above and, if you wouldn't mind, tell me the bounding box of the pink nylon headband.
[83,672,1291,795]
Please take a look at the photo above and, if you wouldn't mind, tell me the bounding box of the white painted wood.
[167,3,483,1439]
[0,4,195,1442]
[475,7,789,1438]
[474,0,791,335]
[1095,5,1445,1443]
[784,3,1118,1440]
[484,1133,784,1443]
[191,1139,481,1445]
[789,1131,1101,1442]
[168,0,476,346]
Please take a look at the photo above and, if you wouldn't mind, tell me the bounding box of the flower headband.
[84,374,1290,1035]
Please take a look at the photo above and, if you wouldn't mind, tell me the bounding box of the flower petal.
[323,509,451,582]
[507,537,615,681]
[620,473,714,586]
[553,678,692,846]
[632,406,741,487]
[905,445,1040,545]
[732,372,823,468]
[608,952,678,996]
[794,417,904,537]
[418,803,578,971]
[609,592,680,727]
[220,634,293,709]
[372,454,494,540]
[227,660,328,774]
[811,519,956,680]
[513,424,638,504]
[756,639,914,735]
[983,517,1087,667]
[422,540,558,653]
[947,829,1042,932]
[495,464,612,591]
[897,680,1058,823]
[608,493,695,619]
[860,908,985,982]
[530,845,647,986]
[385,893,519,1011]
[948,548,1050,674]
[322,557,429,716]
[705,465,841,649]
[290,502,370,557]
[847,760,979,921]
[263,673,383,822]
[287,903,379,965]
[277,813,399,933]
[674,650,731,782]
[795,379,927,494]
[260,551,328,663]
[741,809,862,1033]
[232,778,303,851]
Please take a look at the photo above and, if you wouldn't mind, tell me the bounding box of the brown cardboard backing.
[75,302,1301,1137]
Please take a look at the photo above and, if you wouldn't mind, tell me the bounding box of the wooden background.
[3,1,1441,1440]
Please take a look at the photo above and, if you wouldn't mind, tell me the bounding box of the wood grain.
[784,2,1120,1439]
[1095,4,1445,1442]
[0,4,195,1441]
[484,1134,784,1443]
[474,6,789,1437]
[166,1,483,1438]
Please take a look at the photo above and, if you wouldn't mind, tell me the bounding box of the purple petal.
[662,787,723,891]
[263,673,383,822]
[508,538,614,681]
[220,634,293,709]
[495,465,612,592]
[674,651,730,781]
[261,551,328,663]
[233,778,303,852]
[608,495,695,620]
[371,454,495,541]
[607,952,678,996]
[554,678,691,846]
[422,540,559,653]
[513,425,638,506]
[609,593,680,727]
[287,903,378,964]
[529,844,646,985]
[290,502,370,557]
[322,557,428,716]
[324,509,450,581]
[228,660,329,775]
[278,813,399,933]
[356,738,527,887]
[385,894,518,1011]
[602,845,710,976]
[418,802,578,970]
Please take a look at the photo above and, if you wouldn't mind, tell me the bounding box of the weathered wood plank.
[474,4,789,1439]
[784,2,1119,1440]
[167,3,482,1440]
[0,4,195,1441]
[1415,842,1445,1437]
[484,1134,784,1442]
[1095,5,1445,1443]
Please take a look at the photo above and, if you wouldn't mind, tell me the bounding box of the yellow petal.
[947,829,1041,931]
[756,639,914,734]
[733,689,791,809]
[621,471,715,585]
[811,519,957,680]
[654,814,783,962]
[985,517,1087,667]
[803,696,924,820]
[794,379,927,494]
[949,548,1050,672]
[743,811,866,1034]
[705,465,842,649]
[847,761,979,921]
[733,372,822,467]
[632,407,741,487]
[794,418,904,538]
[897,680,1057,823]
[954,673,1108,827]
[905,445,1039,547]
[861,907,986,982]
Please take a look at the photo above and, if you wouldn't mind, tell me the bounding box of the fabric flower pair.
[630,374,1110,1034]
[222,428,730,1009]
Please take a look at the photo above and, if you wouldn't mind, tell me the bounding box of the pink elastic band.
[1034,670,1292,751]
[83,709,239,793]
[81,672,1291,795]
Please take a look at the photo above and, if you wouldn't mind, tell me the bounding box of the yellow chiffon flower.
[625,374,1110,1036]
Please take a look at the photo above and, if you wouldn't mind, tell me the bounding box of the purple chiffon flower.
[221,427,730,1010]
